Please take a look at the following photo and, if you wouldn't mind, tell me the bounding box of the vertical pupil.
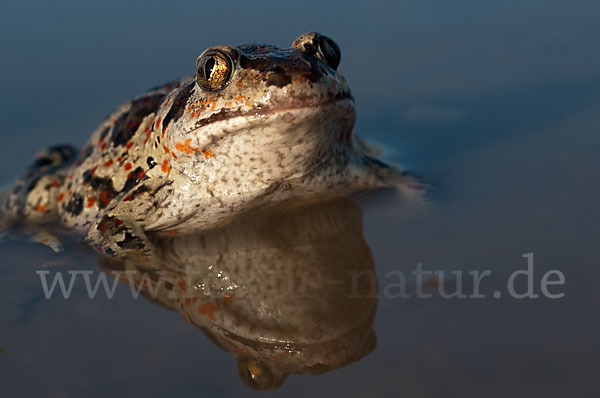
[319,36,340,70]
[204,57,216,79]
[323,41,336,62]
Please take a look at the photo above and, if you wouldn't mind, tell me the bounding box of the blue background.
[1,1,599,397]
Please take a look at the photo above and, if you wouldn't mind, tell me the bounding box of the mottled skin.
[3,32,417,255]
[100,199,377,390]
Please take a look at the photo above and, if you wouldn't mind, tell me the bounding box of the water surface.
[1,1,599,396]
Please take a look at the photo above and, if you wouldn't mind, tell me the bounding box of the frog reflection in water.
[100,199,378,390]
[1,32,421,255]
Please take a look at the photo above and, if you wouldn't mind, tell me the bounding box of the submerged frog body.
[2,32,420,255]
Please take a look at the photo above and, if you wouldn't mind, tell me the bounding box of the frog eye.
[196,50,234,91]
[318,35,341,70]
[237,357,281,390]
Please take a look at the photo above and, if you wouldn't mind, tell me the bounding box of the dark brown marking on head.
[81,167,98,185]
[64,193,84,216]
[99,127,110,140]
[194,107,247,129]
[266,67,292,88]
[121,167,146,194]
[87,176,117,209]
[162,82,195,132]
[110,93,165,147]
[238,44,324,84]
[239,54,270,71]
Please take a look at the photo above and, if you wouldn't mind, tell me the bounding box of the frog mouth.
[188,93,354,131]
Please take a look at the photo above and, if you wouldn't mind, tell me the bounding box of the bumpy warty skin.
[3,32,412,255]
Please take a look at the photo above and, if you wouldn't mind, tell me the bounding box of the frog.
[2,32,421,256]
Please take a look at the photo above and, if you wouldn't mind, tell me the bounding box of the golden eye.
[196,50,233,91]
[237,357,282,390]
[318,35,341,70]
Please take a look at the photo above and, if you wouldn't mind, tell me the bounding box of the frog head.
[161,33,357,207]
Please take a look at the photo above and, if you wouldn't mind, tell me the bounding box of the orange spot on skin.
[245,101,253,108]
[224,293,233,304]
[163,229,179,235]
[122,195,133,202]
[236,81,244,88]
[178,280,187,290]
[124,162,132,171]
[197,302,220,321]
[114,219,123,226]
[100,191,113,205]
[35,204,47,212]
[185,298,191,306]
[161,159,170,173]
[58,193,64,202]
[126,141,134,150]
[175,138,199,154]
[163,145,170,154]
[233,95,245,102]
[171,151,178,160]
[117,156,123,162]
[225,101,232,108]
[100,142,107,151]
[137,169,146,181]
[50,181,60,188]
[68,189,73,196]
[155,116,162,131]
[86,197,96,208]
[104,159,113,167]
[202,149,214,159]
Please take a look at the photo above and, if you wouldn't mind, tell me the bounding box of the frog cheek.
[236,357,286,390]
